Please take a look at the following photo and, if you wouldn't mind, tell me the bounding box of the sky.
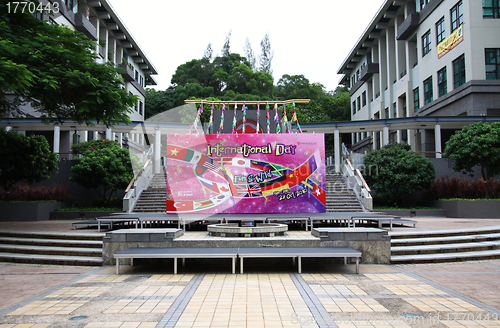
[107,0,386,93]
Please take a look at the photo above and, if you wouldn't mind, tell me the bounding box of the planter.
[434,200,500,218]
[49,211,121,220]
[380,209,446,217]
[0,202,69,221]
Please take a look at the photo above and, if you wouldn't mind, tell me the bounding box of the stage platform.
[87,212,416,232]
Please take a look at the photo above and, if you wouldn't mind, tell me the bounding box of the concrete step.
[392,241,500,256]
[0,230,104,241]
[389,226,500,239]
[391,249,500,263]
[0,244,103,257]
[0,252,103,266]
[0,236,102,248]
[391,233,500,247]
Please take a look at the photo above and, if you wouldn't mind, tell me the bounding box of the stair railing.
[123,145,154,212]
[341,144,373,211]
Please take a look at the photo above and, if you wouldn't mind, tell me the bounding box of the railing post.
[334,128,341,173]
[154,127,161,174]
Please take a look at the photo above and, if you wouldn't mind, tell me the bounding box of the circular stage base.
[207,223,288,237]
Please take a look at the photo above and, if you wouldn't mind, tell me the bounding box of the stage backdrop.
[166,134,326,214]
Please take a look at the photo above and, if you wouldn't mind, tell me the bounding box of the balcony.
[119,63,135,82]
[397,12,419,40]
[131,80,145,97]
[360,63,379,82]
[75,12,97,41]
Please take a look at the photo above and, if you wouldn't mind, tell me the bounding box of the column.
[435,123,442,158]
[82,130,88,142]
[154,127,161,174]
[372,130,378,150]
[334,127,340,173]
[118,133,123,148]
[53,124,60,153]
[106,127,112,140]
[382,125,389,146]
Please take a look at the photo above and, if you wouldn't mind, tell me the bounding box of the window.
[485,49,500,79]
[362,91,367,107]
[453,54,466,88]
[393,103,397,118]
[422,30,431,57]
[356,70,360,82]
[64,0,74,9]
[357,96,361,111]
[423,77,433,105]
[134,70,139,82]
[483,0,500,18]
[384,107,389,119]
[139,101,143,116]
[436,17,446,44]
[351,76,356,87]
[438,67,447,97]
[451,1,463,32]
[352,101,356,115]
[413,88,420,112]
[134,101,138,112]
[420,0,430,10]
[403,98,407,117]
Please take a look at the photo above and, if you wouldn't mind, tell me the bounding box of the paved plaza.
[0,218,499,327]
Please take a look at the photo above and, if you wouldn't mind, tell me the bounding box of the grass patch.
[54,206,122,212]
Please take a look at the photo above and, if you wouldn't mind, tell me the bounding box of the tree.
[70,141,136,204]
[443,122,500,198]
[0,2,138,125]
[243,37,257,72]
[259,33,274,77]
[203,43,213,62]
[363,143,435,205]
[144,88,175,119]
[221,30,232,57]
[0,129,59,194]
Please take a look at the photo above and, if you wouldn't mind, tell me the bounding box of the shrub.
[428,176,500,200]
[0,183,71,202]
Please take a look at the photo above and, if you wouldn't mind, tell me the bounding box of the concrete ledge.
[380,209,446,217]
[0,202,69,221]
[313,227,391,264]
[50,211,121,220]
[434,200,500,218]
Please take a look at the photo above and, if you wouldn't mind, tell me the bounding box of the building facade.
[9,0,158,156]
[338,0,500,155]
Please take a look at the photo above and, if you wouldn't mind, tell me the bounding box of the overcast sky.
[107,0,386,93]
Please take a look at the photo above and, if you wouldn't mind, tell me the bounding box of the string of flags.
[190,100,306,135]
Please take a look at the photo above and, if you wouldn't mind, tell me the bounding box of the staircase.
[390,226,500,263]
[0,231,104,266]
[133,173,167,213]
[325,173,364,212]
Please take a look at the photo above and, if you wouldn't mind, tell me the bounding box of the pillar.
[53,124,60,153]
[106,127,112,140]
[382,125,389,146]
[435,123,442,158]
[154,127,161,174]
[82,130,88,142]
[334,128,340,173]
[118,133,123,148]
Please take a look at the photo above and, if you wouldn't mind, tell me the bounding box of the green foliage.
[71,139,120,156]
[144,88,175,119]
[0,130,59,193]
[363,143,435,205]
[0,2,137,125]
[69,142,135,203]
[443,122,500,179]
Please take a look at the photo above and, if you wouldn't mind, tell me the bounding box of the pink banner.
[166,134,325,214]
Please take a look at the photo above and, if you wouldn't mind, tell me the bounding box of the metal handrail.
[356,169,371,193]
[346,157,355,172]
[125,158,151,193]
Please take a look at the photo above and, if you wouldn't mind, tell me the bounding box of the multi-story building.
[338,0,500,154]
[7,0,158,155]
